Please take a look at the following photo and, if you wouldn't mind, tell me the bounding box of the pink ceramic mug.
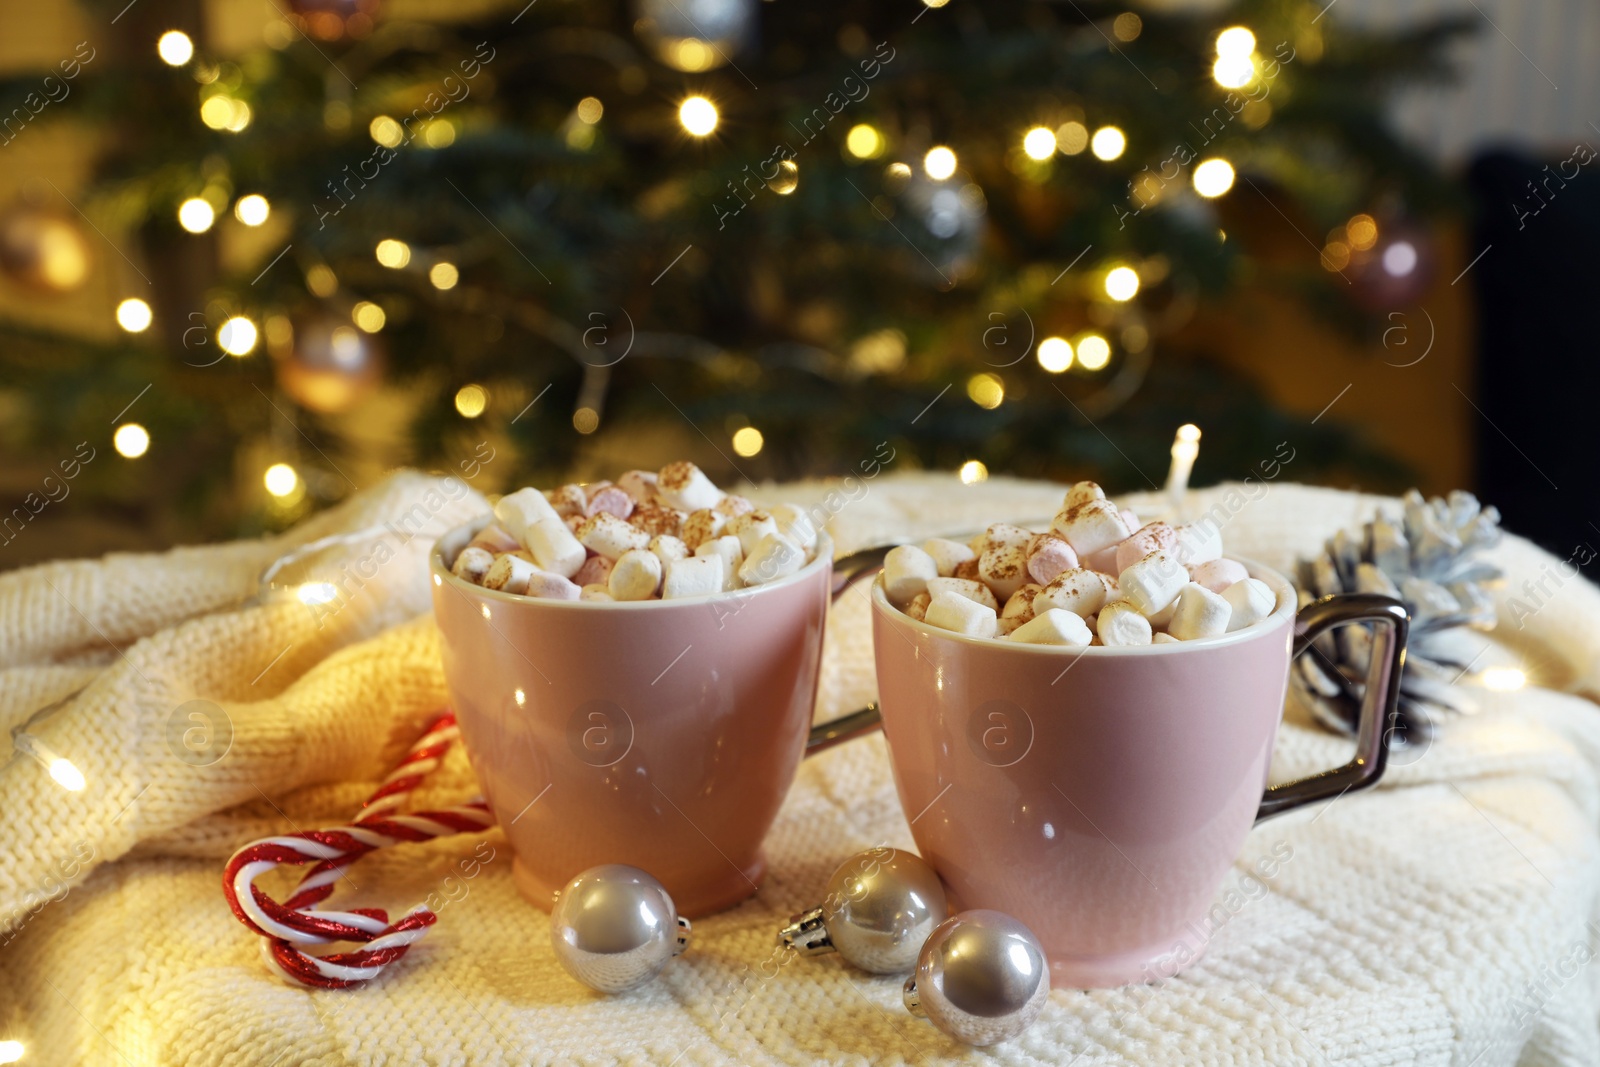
[870,560,1407,988]
[431,517,885,918]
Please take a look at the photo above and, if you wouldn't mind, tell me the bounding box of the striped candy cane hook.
[222,711,496,989]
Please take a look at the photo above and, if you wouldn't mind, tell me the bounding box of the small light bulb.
[455,384,488,418]
[234,194,270,226]
[264,462,299,497]
[678,96,718,137]
[1382,240,1418,277]
[116,298,153,333]
[1076,333,1111,370]
[732,426,764,457]
[177,197,216,233]
[576,96,604,124]
[573,407,600,434]
[846,123,884,159]
[1037,336,1073,373]
[923,146,957,181]
[1193,158,1236,198]
[369,115,403,148]
[1177,423,1202,442]
[958,459,988,484]
[966,373,1004,409]
[1212,54,1255,89]
[352,301,386,333]
[1216,26,1256,59]
[218,316,258,356]
[114,423,150,458]
[375,239,411,268]
[430,261,459,289]
[1104,266,1140,302]
[1055,121,1089,156]
[157,30,194,66]
[49,758,86,792]
[1022,126,1057,161]
[1090,126,1126,161]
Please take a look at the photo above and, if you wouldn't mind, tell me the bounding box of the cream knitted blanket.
[3,471,1599,1066]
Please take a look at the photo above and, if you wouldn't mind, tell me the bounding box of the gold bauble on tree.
[271,314,384,414]
[0,203,92,294]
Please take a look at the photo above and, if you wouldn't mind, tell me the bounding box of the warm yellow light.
[1090,126,1126,161]
[923,146,957,181]
[297,582,338,606]
[573,407,600,434]
[226,99,252,132]
[158,30,194,66]
[234,194,270,226]
[423,119,456,148]
[49,758,85,792]
[1020,127,1056,162]
[577,96,604,124]
[966,373,1005,409]
[177,197,215,233]
[1321,241,1351,272]
[375,239,411,268]
[1216,26,1256,59]
[1177,423,1201,442]
[958,459,988,484]
[1347,214,1379,251]
[218,316,258,356]
[1193,158,1236,198]
[846,123,885,159]
[1112,12,1142,41]
[1076,333,1111,370]
[1212,54,1255,89]
[1037,336,1073,373]
[1056,121,1089,156]
[455,384,488,418]
[1481,667,1527,691]
[352,301,386,333]
[1104,266,1140,302]
[369,115,403,148]
[199,96,232,130]
[264,462,299,498]
[306,264,338,297]
[430,261,459,290]
[732,426,765,457]
[114,423,149,458]
[678,96,719,137]
[922,0,951,7]
[116,298,153,333]
[0,1039,22,1064]
[769,160,799,195]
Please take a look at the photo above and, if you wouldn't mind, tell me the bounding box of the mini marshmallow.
[997,616,1027,636]
[1146,596,1178,632]
[883,544,940,606]
[739,532,805,586]
[662,554,725,599]
[1118,550,1188,616]
[1167,582,1232,641]
[1032,568,1107,617]
[1084,544,1121,574]
[727,510,780,556]
[629,502,686,538]
[978,541,1030,600]
[1052,499,1131,556]
[573,555,614,587]
[1097,602,1153,647]
[451,546,494,584]
[577,512,651,561]
[695,534,744,591]
[524,571,581,601]
[1173,519,1223,566]
[967,532,990,556]
[656,461,724,512]
[1223,577,1276,632]
[905,591,931,621]
[468,522,522,555]
[650,535,689,565]
[1189,558,1248,594]
[1027,536,1079,586]
[564,514,586,534]
[525,518,587,578]
[494,487,561,546]
[609,549,663,601]
[953,558,982,581]
[922,537,977,577]
[1009,608,1093,646]
[483,553,539,594]
[1064,481,1106,508]
[985,523,1033,550]
[580,584,614,602]
[616,469,658,504]
[583,480,615,500]
[924,590,999,638]
[926,576,1000,612]
[713,494,755,518]
[1115,522,1178,575]
[1153,632,1181,644]
[769,503,819,550]
[547,484,588,518]
[1002,584,1043,620]
[586,486,635,521]
[1119,508,1140,533]
[680,509,726,551]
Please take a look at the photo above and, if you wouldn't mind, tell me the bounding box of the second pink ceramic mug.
[431,517,885,918]
[871,560,1407,988]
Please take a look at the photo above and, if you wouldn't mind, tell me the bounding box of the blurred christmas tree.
[0,0,1468,538]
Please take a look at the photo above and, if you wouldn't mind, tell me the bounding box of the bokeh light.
[1090,126,1126,161]
[177,198,215,233]
[116,298,153,333]
[846,123,885,159]
[263,462,299,497]
[732,426,765,456]
[1104,266,1140,301]
[1075,333,1111,370]
[966,372,1005,409]
[923,146,957,180]
[375,239,411,268]
[958,459,988,484]
[455,384,488,418]
[1037,336,1073,373]
[430,262,459,289]
[218,316,258,356]
[1022,127,1057,161]
[114,423,150,458]
[1192,158,1236,198]
[234,194,270,226]
[678,96,718,137]
[157,31,194,66]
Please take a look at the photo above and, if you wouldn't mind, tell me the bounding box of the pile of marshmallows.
[449,461,819,602]
[882,481,1278,647]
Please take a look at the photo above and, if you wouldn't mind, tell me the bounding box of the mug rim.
[871,556,1296,656]
[431,514,836,610]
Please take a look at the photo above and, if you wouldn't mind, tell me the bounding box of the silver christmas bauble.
[549,864,690,993]
[778,847,947,974]
[633,0,755,72]
[903,910,1050,1046]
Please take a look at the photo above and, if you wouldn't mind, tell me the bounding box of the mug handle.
[1256,593,1410,821]
[805,544,893,756]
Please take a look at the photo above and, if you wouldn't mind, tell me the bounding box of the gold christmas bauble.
[272,315,383,413]
[0,205,92,294]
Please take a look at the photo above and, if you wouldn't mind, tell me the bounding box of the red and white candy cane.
[222,711,495,989]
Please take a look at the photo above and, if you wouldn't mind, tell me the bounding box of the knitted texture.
[3,473,1599,1066]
